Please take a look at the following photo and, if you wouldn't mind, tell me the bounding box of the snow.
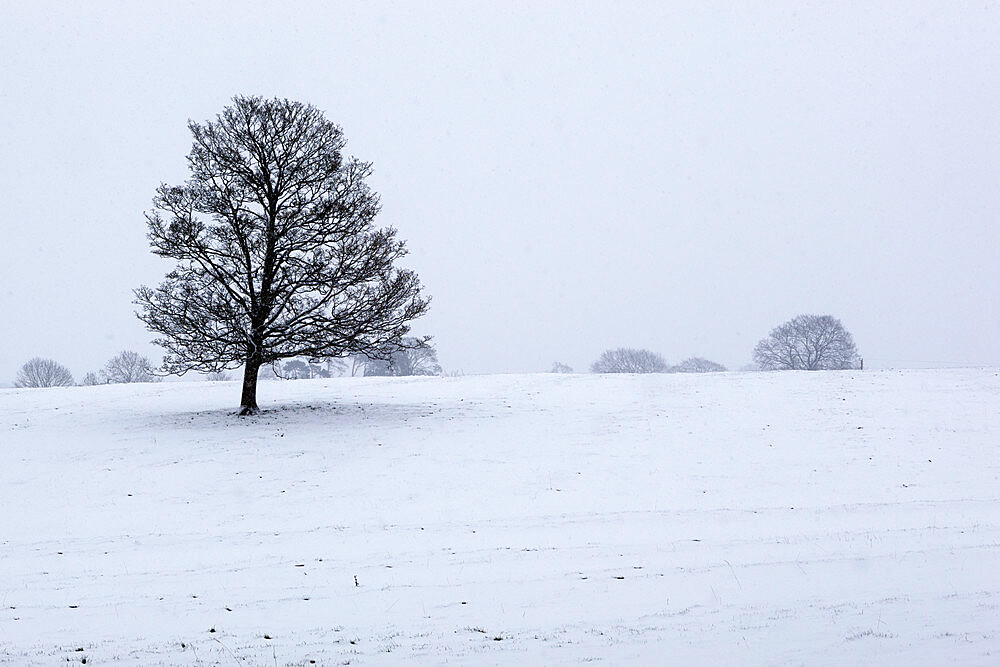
[2,369,998,665]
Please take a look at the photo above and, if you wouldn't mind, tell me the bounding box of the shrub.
[591,348,668,374]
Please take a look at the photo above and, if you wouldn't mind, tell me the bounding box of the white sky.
[1,1,998,383]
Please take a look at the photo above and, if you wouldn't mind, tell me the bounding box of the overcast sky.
[1,1,997,384]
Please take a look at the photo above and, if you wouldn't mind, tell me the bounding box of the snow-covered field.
[2,369,998,665]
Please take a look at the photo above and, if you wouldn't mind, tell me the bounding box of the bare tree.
[669,357,727,373]
[348,354,366,377]
[205,371,232,382]
[360,338,441,376]
[81,371,104,386]
[14,358,74,388]
[590,348,668,374]
[135,96,429,414]
[324,357,348,377]
[753,314,860,370]
[103,350,159,384]
[549,362,574,373]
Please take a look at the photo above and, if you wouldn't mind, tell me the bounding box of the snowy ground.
[1,369,998,665]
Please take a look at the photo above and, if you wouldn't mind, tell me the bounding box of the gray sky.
[1,1,998,384]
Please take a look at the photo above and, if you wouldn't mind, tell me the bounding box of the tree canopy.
[356,337,442,376]
[591,348,668,374]
[136,96,429,413]
[14,358,74,388]
[104,350,159,383]
[753,314,860,370]
[670,357,727,373]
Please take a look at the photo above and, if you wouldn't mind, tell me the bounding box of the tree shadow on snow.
[147,399,451,432]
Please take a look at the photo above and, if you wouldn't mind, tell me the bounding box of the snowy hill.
[2,370,999,665]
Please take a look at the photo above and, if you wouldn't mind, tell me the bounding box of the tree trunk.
[240,358,261,415]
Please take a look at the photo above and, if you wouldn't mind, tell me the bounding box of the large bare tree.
[136,96,429,414]
[753,314,860,370]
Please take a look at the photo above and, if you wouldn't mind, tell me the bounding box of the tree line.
[13,351,159,388]
[562,314,860,375]
[11,339,442,388]
[12,312,858,387]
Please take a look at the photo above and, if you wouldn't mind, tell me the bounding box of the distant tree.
[205,371,232,381]
[669,357,727,373]
[282,359,310,379]
[309,362,332,379]
[348,353,367,377]
[280,359,331,379]
[103,350,159,384]
[257,364,280,381]
[360,337,441,376]
[590,348,668,374]
[324,358,348,377]
[134,96,429,414]
[753,315,860,371]
[549,362,574,373]
[398,340,443,376]
[14,358,74,388]
[81,371,105,386]
[356,356,387,376]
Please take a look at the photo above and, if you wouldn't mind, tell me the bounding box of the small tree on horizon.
[14,358,74,388]
[103,350,159,384]
[591,348,668,374]
[135,96,429,414]
[81,371,104,386]
[359,337,441,376]
[753,314,860,371]
[669,357,727,373]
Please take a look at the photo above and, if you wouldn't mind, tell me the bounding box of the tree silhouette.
[136,96,429,413]
[14,358,74,388]
[753,315,860,370]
